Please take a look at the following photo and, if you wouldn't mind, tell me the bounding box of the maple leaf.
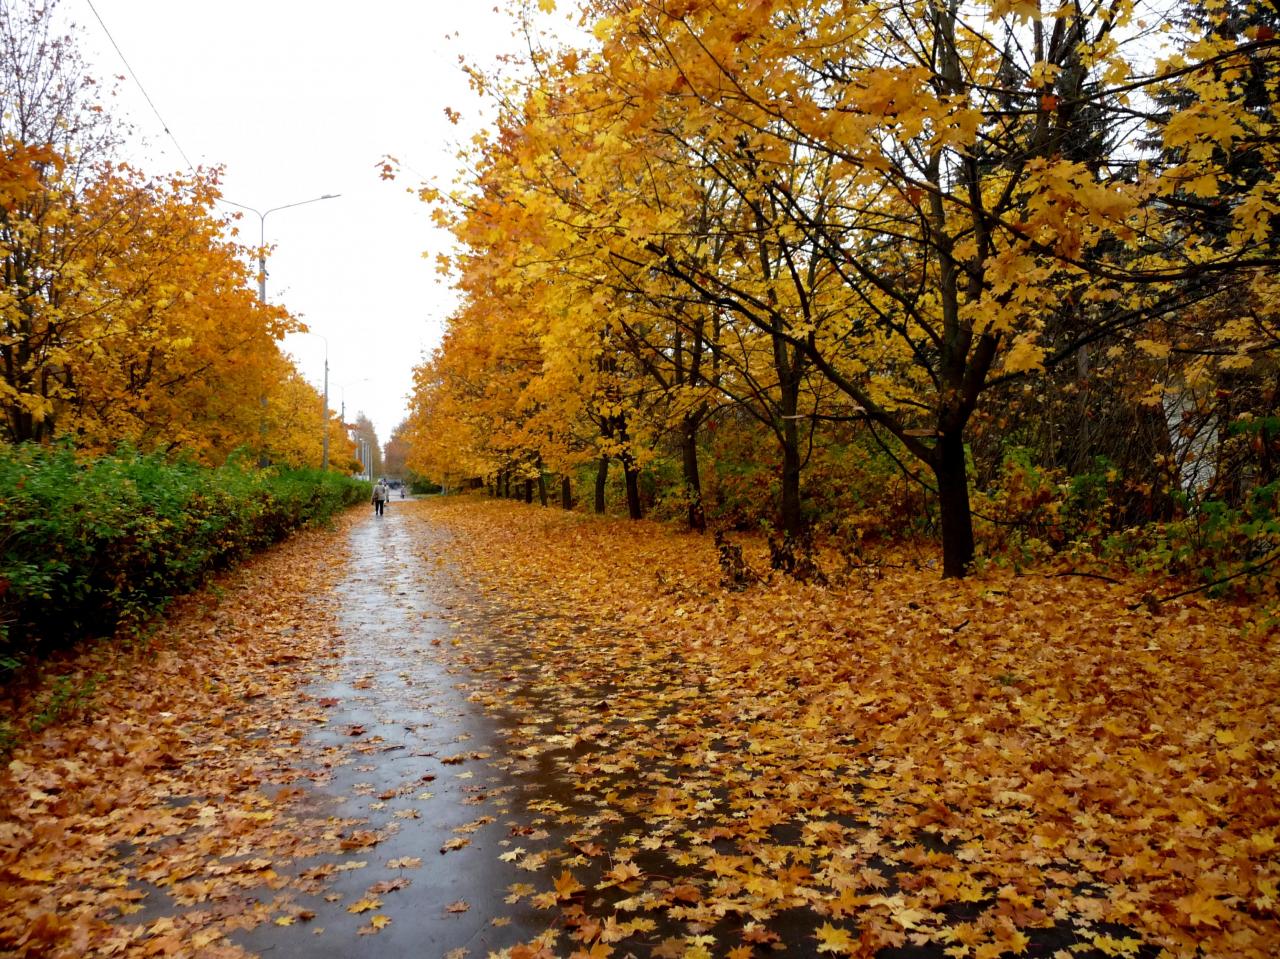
[816,922,857,954]
[1002,335,1046,375]
[445,900,470,914]
[1175,891,1233,928]
[506,882,537,903]
[554,869,585,900]
[347,897,382,914]
[598,860,643,888]
[569,943,613,959]
[511,942,558,959]
[367,877,411,895]
[11,866,55,882]
[891,906,930,930]
[742,923,780,945]
[441,837,471,853]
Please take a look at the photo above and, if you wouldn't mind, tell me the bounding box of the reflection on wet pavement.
[231,503,550,957]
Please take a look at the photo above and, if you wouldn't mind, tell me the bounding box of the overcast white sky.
[67,0,551,447]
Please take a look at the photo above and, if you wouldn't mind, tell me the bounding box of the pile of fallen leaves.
[412,497,1279,959]
[1,496,1276,959]
[0,514,357,958]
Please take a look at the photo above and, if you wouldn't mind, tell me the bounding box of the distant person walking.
[372,479,389,516]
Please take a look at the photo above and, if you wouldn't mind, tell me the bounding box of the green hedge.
[0,445,368,661]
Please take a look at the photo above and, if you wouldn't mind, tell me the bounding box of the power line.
[83,0,197,173]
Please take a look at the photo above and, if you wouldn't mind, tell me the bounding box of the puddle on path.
[226,504,554,958]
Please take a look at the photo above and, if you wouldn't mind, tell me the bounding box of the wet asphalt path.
[232,500,549,958]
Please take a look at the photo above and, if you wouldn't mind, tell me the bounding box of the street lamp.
[333,378,372,433]
[221,193,340,467]
[222,194,342,304]
[333,378,371,477]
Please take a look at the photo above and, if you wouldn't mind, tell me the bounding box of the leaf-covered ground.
[0,514,358,957]
[419,498,1278,959]
[1,497,1277,959]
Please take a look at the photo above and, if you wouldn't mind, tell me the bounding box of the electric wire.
[83,0,197,173]
[82,0,261,219]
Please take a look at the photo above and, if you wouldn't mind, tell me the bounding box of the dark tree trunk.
[778,377,804,540]
[623,458,643,520]
[780,434,804,540]
[933,430,975,578]
[680,413,706,532]
[561,475,573,510]
[594,456,609,514]
[612,412,644,520]
[523,479,533,504]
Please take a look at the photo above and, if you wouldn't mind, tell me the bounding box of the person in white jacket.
[372,480,389,516]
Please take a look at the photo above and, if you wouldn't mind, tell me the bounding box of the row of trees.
[1,1,351,468]
[405,0,1278,577]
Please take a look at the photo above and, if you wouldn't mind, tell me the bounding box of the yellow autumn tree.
[1,0,334,467]
[412,0,1276,574]
[565,0,1279,573]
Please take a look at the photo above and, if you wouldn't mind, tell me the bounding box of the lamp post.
[221,193,340,466]
[221,194,341,305]
[294,331,331,471]
[333,378,371,476]
[334,378,371,433]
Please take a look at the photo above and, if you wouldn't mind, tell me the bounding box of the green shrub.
[972,449,1130,559]
[1102,480,1280,596]
[973,445,1279,595]
[0,444,367,661]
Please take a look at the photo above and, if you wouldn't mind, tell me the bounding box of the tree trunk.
[780,436,804,540]
[524,478,533,504]
[933,430,975,578]
[561,475,573,510]
[538,472,548,507]
[778,379,805,540]
[765,304,806,540]
[623,458,643,520]
[594,456,609,514]
[680,413,706,532]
